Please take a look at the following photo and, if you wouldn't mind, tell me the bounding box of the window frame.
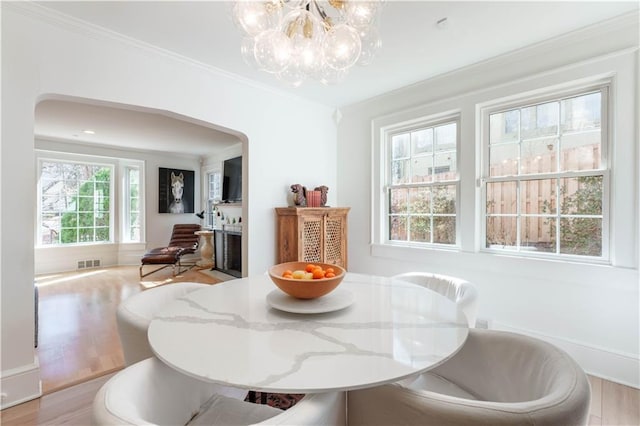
[121,161,145,243]
[206,169,222,228]
[37,157,115,246]
[380,112,462,249]
[479,82,611,263]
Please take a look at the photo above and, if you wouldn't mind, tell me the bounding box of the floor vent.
[77,259,101,270]
[476,318,491,329]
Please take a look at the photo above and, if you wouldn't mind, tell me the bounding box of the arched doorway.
[33,96,248,392]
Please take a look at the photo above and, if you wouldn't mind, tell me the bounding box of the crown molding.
[3,1,325,107]
[349,9,640,110]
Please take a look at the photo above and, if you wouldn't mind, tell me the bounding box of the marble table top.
[148,272,469,394]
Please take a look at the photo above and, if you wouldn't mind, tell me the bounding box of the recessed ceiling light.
[436,17,449,29]
[82,129,95,135]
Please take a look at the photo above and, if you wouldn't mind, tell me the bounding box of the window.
[124,165,142,242]
[385,117,459,246]
[39,160,113,245]
[206,170,221,228]
[482,86,608,259]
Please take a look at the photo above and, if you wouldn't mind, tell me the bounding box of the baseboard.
[492,321,639,389]
[198,268,238,282]
[0,362,42,410]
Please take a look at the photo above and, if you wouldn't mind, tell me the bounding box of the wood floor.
[0,372,116,426]
[35,265,222,394]
[587,376,640,426]
[2,266,638,425]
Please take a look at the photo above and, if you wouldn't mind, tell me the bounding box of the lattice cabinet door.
[301,215,323,264]
[275,207,350,269]
[323,214,346,266]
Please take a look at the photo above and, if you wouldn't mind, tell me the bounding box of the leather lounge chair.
[139,223,201,278]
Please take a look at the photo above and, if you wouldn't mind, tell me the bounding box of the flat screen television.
[222,156,242,203]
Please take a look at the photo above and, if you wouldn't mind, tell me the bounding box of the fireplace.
[214,228,242,278]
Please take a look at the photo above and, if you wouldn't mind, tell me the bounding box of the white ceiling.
[31,0,638,155]
[35,99,242,157]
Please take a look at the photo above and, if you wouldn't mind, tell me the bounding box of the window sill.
[370,243,634,291]
[372,242,611,267]
[371,242,459,261]
[480,246,610,266]
[36,242,115,249]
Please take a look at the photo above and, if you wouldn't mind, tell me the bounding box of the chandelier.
[232,0,383,87]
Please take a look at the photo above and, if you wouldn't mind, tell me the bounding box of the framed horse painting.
[158,167,195,214]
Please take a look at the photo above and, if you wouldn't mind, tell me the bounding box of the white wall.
[0,3,337,408]
[337,13,639,387]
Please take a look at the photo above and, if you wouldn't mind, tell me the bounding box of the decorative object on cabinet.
[314,185,329,206]
[290,183,307,206]
[290,184,329,207]
[306,190,321,207]
[275,207,350,269]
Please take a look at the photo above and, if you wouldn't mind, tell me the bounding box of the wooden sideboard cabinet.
[275,207,350,269]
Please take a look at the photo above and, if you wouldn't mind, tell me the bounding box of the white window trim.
[37,155,115,247]
[204,168,222,228]
[120,160,145,243]
[371,50,635,269]
[373,109,462,250]
[478,80,611,264]
[36,151,146,248]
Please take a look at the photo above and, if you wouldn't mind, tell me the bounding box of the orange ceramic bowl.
[268,261,346,299]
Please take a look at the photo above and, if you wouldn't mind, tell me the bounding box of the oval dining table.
[148,272,469,394]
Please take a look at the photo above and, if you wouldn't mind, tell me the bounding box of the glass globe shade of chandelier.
[233,0,382,87]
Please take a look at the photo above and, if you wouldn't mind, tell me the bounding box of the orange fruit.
[325,272,336,278]
[312,268,325,279]
[282,273,293,279]
[325,267,335,274]
[283,270,293,276]
[305,264,317,272]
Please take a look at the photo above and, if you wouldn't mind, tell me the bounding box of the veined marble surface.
[148,272,469,394]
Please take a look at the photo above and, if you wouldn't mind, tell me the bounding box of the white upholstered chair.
[393,272,479,327]
[254,391,346,426]
[116,282,209,366]
[347,329,591,426]
[92,357,346,426]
